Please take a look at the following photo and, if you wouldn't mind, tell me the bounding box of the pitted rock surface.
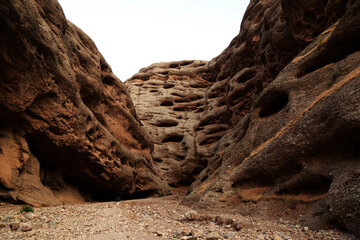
[0,0,168,206]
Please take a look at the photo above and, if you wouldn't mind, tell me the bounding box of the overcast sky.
[58,0,249,81]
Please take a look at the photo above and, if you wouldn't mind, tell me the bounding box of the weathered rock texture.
[0,0,168,206]
[126,0,360,235]
[126,61,214,186]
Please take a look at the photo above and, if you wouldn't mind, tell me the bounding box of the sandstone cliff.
[126,60,213,186]
[0,0,168,206]
[126,0,360,235]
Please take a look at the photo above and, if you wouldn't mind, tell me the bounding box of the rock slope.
[126,0,360,236]
[0,0,168,206]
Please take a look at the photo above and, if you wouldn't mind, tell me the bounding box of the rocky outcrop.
[126,0,360,236]
[0,0,168,206]
[184,0,360,235]
[125,61,212,186]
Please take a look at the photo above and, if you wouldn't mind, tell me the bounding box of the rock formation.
[0,0,168,206]
[126,0,360,236]
[126,60,213,186]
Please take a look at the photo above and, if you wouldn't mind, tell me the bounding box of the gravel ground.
[0,195,355,240]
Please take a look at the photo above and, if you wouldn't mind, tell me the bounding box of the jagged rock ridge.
[0,0,168,206]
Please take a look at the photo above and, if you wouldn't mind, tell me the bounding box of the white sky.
[58,0,249,81]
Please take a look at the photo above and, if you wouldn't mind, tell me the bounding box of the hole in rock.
[173,106,187,111]
[190,83,206,88]
[163,83,175,89]
[169,63,179,68]
[180,61,193,66]
[150,90,158,93]
[277,174,332,195]
[162,134,183,143]
[258,91,289,118]
[102,76,114,85]
[153,158,163,163]
[201,175,209,183]
[237,69,256,83]
[176,155,185,160]
[160,100,174,106]
[153,119,179,127]
[80,86,99,108]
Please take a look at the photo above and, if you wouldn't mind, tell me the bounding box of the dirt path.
[0,193,355,240]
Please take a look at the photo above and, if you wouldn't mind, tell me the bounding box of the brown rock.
[232,221,242,231]
[21,224,33,232]
[125,60,211,186]
[184,210,199,221]
[10,223,20,230]
[127,0,359,237]
[206,232,221,240]
[0,0,168,206]
[182,0,360,237]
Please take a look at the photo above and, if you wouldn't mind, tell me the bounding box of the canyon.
[0,0,359,238]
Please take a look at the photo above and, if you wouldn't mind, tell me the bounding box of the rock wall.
[126,0,360,235]
[125,61,212,186]
[0,0,168,206]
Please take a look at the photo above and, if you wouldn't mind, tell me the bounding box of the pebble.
[224,231,236,239]
[10,222,20,230]
[21,224,32,232]
[206,231,222,240]
[274,234,284,240]
[184,210,198,221]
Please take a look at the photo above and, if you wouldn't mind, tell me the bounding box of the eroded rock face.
[0,0,168,206]
[184,0,360,235]
[126,0,360,236]
[125,61,213,186]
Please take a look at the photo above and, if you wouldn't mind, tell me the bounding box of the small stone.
[224,232,236,239]
[257,234,265,240]
[175,227,184,236]
[215,215,226,225]
[274,235,284,240]
[304,226,309,231]
[48,220,58,227]
[209,222,216,231]
[25,213,35,220]
[156,230,165,236]
[188,237,198,240]
[206,232,221,240]
[10,222,20,230]
[21,223,33,232]
[0,223,6,228]
[192,229,204,237]
[184,210,198,221]
[232,221,242,231]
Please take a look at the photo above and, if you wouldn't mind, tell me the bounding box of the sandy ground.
[0,192,355,240]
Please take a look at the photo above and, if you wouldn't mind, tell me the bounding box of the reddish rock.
[9,223,19,230]
[127,0,360,237]
[0,0,168,206]
[182,0,360,237]
[21,224,32,232]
